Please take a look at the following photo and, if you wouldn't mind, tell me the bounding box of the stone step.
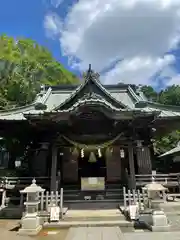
[64,201,122,210]
[44,219,133,228]
[63,215,125,222]
[65,209,124,217]
[63,194,122,201]
[64,199,122,205]
[63,190,123,201]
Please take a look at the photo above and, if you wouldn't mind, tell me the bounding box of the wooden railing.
[0,179,64,219]
[135,173,180,187]
[0,176,51,190]
[123,186,148,209]
[37,188,64,219]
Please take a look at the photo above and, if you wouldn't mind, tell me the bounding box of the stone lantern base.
[18,213,42,236]
[150,210,170,232]
[139,210,170,232]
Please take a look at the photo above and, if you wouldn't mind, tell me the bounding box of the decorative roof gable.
[53,64,128,111]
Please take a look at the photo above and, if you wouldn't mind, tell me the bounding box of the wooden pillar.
[50,144,58,192]
[128,144,136,189]
[136,147,144,174]
[142,147,152,173]
[106,146,121,183]
[137,145,152,174]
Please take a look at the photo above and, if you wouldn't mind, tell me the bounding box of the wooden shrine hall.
[0,65,180,193]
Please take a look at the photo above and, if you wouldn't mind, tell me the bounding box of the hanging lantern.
[98,148,102,157]
[120,149,125,158]
[89,152,97,162]
[81,149,84,158]
[72,147,79,157]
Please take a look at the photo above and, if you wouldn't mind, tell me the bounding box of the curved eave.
[0,88,52,121]
[135,101,180,120]
[159,146,180,158]
[23,103,158,122]
[136,100,180,111]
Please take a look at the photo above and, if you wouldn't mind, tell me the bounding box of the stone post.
[18,179,45,236]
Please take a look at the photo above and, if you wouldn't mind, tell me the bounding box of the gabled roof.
[1,66,180,121]
[53,66,130,111]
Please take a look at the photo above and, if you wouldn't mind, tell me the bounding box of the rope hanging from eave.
[62,132,124,150]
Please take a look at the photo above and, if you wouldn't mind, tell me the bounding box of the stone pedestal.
[18,213,42,236]
[150,210,170,232]
[139,182,169,232]
[139,210,170,232]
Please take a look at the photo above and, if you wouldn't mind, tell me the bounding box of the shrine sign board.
[81,177,105,191]
[50,206,60,222]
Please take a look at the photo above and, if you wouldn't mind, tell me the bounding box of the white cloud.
[103,54,176,85]
[44,0,180,85]
[44,13,62,38]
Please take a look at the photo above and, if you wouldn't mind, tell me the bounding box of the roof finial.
[88,64,92,72]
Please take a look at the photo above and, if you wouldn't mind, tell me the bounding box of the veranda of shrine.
[0,66,180,199]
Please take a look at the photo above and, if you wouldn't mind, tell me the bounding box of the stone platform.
[44,208,133,228]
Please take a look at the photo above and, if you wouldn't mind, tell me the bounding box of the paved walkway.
[124,232,180,240]
[0,220,31,240]
[65,227,124,240]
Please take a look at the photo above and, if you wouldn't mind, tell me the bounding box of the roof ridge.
[127,86,141,102]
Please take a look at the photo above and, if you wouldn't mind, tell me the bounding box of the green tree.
[141,85,180,155]
[0,35,79,109]
[158,85,180,106]
[141,85,158,102]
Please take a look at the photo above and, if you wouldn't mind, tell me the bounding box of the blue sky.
[0,0,77,74]
[1,0,180,88]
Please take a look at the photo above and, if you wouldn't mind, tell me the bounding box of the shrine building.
[0,66,180,195]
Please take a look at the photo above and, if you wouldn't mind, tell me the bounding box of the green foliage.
[158,85,180,106]
[0,34,79,109]
[141,85,158,102]
[141,84,180,155]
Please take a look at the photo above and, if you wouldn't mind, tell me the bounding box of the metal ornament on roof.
[83,64,100,81]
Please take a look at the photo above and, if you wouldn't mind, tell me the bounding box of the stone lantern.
[140,178,170,232]
[143,178,167,209]
[18,179,45,236]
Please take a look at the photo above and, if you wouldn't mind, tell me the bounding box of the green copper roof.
[0,66,180,121]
